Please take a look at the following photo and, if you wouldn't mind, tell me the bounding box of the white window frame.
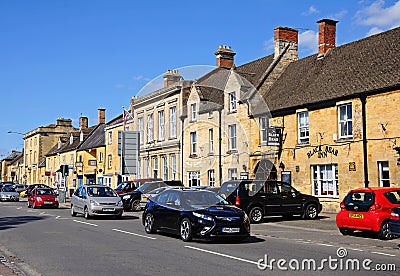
[108,154,112,169]
[147,113,154,143]
[228,124,237,150]
[298,111,309,144]
[311,164,339,198]
[209,128,214,153]
[171,154,177,180]
[145,158,150,178]
[153,157,158,179]
[191,103,197,121]
[260,117,268,144]
[138,117,144,145]
[229,92,237,112]
[99,152,103,163]
[169,107,177,138]
[158,110,165,141]
[188,171,200,187]
[108,131,113,144]
[378,161,390,187]
[208,169,215,186]
[190,132,197,155]
[162,156,168,181]
[228,168,238,180]
[338,103,353,139]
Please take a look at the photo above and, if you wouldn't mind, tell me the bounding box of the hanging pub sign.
[88,160,97,166]
[267,127,282,146]
[75,162,83,167]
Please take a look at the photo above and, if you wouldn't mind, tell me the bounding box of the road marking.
[16,207,22,209]
[27,210,38,213]
[112,229,156,240]
[73,220,98,227]
[348,248,364,252]
[185,246,259,265]
[371,252,396,257]
[39,212,46,215]
[316,243,334,247]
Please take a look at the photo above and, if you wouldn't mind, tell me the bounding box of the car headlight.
[122,195,131,200]
[90,199,99,206]
[117,200,123,206]
[36,197,42,202]
[193,212,214,221]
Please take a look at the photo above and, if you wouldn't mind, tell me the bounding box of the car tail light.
[340,202,345,209]
[369,204,381,211]
[390,211,400,221]
[235,196,240,206]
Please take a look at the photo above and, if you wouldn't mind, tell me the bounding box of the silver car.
[0,186,20,201]
[70,185,123,219]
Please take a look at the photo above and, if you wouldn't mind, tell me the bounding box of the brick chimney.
[274,26,298,60]
[98,108,106,124]
[79,116,88,129]
[317,19,338,57]
[56,118,73,127]
[163,70,182,87]
[215,45,236,68]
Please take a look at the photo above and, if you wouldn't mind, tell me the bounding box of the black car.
[142,188,250,242]
[120,180,183,211]
[219,180,322,223]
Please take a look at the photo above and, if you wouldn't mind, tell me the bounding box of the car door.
[75,187,85,213]
[263,181,282,215]
[279,182,304,214]
[152,191,170,229]
[163,191,182,231]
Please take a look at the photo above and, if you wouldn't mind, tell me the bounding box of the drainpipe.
[218,107,223,186]
[361,95,369,187]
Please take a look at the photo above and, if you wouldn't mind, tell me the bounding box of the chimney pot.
[79,116,88,129]
[215,45,236,68]
[163,69,182,87]
[274,26,298,59]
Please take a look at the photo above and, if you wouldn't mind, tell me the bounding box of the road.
[0,200,399,275]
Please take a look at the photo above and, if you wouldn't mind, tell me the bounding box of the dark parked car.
[120,180,183,211]
[389,207,400,237]
[219,180,322,223]
[114,181,137,195]
[142,188,250,241]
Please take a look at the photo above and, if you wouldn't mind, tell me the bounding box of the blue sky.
[1,0,400,157]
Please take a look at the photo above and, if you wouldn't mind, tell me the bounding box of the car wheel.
[249,206,263,223]
[180,218,193,242]
[84,206,91,219]
[71,205,77,217]
[144,213,156,234]
[303,204,318,220]
[378,221,393,240]
[131,200,141,212]
[339,228,354,235]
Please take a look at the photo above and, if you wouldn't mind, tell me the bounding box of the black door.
[263,181,282,214]
[278,182,303,214]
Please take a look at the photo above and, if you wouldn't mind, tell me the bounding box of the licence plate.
[349,213,364,219]
[142,197,147,201]
[103,208,115,212]
[44,201,53,204]
[222,227,240,233]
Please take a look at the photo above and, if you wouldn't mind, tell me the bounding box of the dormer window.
[57,139,61,149]
[191,103,197,121]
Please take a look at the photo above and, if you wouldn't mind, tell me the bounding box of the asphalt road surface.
[0,200,399,275]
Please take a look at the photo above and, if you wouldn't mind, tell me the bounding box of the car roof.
[349,187,400,193]
[83,184,109,188]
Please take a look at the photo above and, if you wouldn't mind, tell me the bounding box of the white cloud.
[132,75,151,81]
[302,5,319,16]
[115,83,125,89]
[299,30,318,53]
[366,26,384,36]
[356,0,400,34]
[331,9,348,19]
[263,37,274,52]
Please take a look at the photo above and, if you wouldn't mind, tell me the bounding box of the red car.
[28,188,59,209]
[336,187,400,239]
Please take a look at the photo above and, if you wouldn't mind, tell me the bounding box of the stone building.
[257,20,400,212]
[1,150,23,183]
[131,70,192,181]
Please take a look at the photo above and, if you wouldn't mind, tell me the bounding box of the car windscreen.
[36,189,55,196]
[183,191,229,209]
[87,187,117,197]
[2,187,16,192]
[344,192,374,212]
[136,182,166,194]
[115,182,127,190]
[219,182,239,195]
[384,190,400,204]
